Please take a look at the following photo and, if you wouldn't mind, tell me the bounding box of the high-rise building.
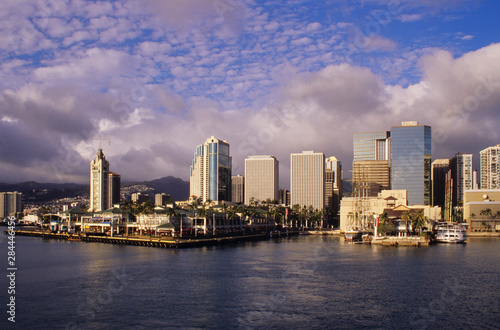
[231,175,244,204]
[480,144,500,189]
[108,172,121,207]
[131,193,149,203]
[432,159,449,208]
[190,136,232,203]
[391,121,432,205]
[290,151,325,210]
[279,189,290,206]
[450,153,473,205]
[155,193,171,206]
[244,155,279,205]
[90,149,110,212]
[0,192,22,219]
[352,131,391,197]
[325,156,342,227]
[444,153,473,221]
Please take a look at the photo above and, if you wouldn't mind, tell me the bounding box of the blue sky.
[1,0,499,188]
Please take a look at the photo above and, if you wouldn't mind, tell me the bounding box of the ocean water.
[2,235,499,329]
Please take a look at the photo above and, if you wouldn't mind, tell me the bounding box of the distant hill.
[0,176,190,204]
[0,181,89,203]
[124,176,189,201]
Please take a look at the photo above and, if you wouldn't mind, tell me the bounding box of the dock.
[10,230,299,248]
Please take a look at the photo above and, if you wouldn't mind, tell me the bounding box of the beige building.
[231,175,244,204]
[0,192,22,219]
[90,149,109,212]
[244,156,279,205]
[480,144,500,189]
[340,190,440,230]
[291,151,325,210]
[463,189,500,232]
[352,160,391,197]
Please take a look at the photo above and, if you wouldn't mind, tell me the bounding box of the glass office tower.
[391,122,432,205]
[190,136,232,203]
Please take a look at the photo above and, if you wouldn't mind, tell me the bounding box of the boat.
[434,223,467,244]
[67,237,82,242]
[344,227,363,241]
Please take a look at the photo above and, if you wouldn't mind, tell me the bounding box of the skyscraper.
[290,151,325,210]
[244,155,279,205]
[108,172,121,207]
[391,121,432,205]
[90,149,110,212]
[352,131,391,197]
[325,156,342,227]
[444,153,473,221]
[480,144,500,189]
[231,175,244,204]
[190,136,232,203]
[431,159,449,208]
[0,192,22,219]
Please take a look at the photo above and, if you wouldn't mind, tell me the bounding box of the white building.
[90,149,109,212]
[244,155,279,205]
[291,151,325,210]
[480,144,500,189]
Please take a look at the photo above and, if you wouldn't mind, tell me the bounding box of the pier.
[10,230,299,249]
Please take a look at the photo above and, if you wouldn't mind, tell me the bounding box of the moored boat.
[434,223,467,244]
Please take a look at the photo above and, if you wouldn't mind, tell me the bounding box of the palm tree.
[412,209,426,235]
[401,211,413,235]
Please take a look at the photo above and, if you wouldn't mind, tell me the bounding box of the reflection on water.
[7,235,500,329]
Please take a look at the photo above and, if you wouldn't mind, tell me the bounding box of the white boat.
[344,227,363,241]
[434,223,467,244]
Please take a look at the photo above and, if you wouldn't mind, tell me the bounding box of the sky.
[1,0,499,188]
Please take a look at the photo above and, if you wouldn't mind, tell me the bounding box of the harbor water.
[2,235,499,329]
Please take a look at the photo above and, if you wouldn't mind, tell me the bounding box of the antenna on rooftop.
[94,133,111,150]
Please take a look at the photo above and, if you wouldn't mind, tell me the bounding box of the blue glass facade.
[391,125,432,205]
[353,131,391,161]
[207,140,231,202]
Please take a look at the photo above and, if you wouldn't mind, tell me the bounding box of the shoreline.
[10,230,299,248]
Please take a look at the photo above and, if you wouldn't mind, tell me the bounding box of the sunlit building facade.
[190,136,232,203]
[244,156,279,205]
[291,151,325,210]
[391,121,432,205]
[480,144,500,189]
[90,149,110,212]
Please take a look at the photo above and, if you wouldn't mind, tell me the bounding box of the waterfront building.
[109,172,121,207]
[155,193,171,206]
[352,131,391,197]
[231,175,244,204]
[244,155,279,205]
[340,190,407,230]
[290,151,325,210]
[0,191,22,219]
[391,121,432,205]
[90,149,110,212]
[339,190,441,231]
[190,136,232,203]
[432,159,449,208]
[480,144,500,189]
[463,189,500,232]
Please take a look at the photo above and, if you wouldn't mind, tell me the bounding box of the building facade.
[391,121,432,205]
[431,159,449,208]
[352,131,391,197]
[480,144,500,189]
[244,155,279,205]
[190,136,232,203]
[290,151,325,210]
[90,149,110,212]
[325,156,342,225]
[0,192,22,219]
[155,193,171,206]
[231,175,244,204]
[463,189,500,232]
[108,172,121,207]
